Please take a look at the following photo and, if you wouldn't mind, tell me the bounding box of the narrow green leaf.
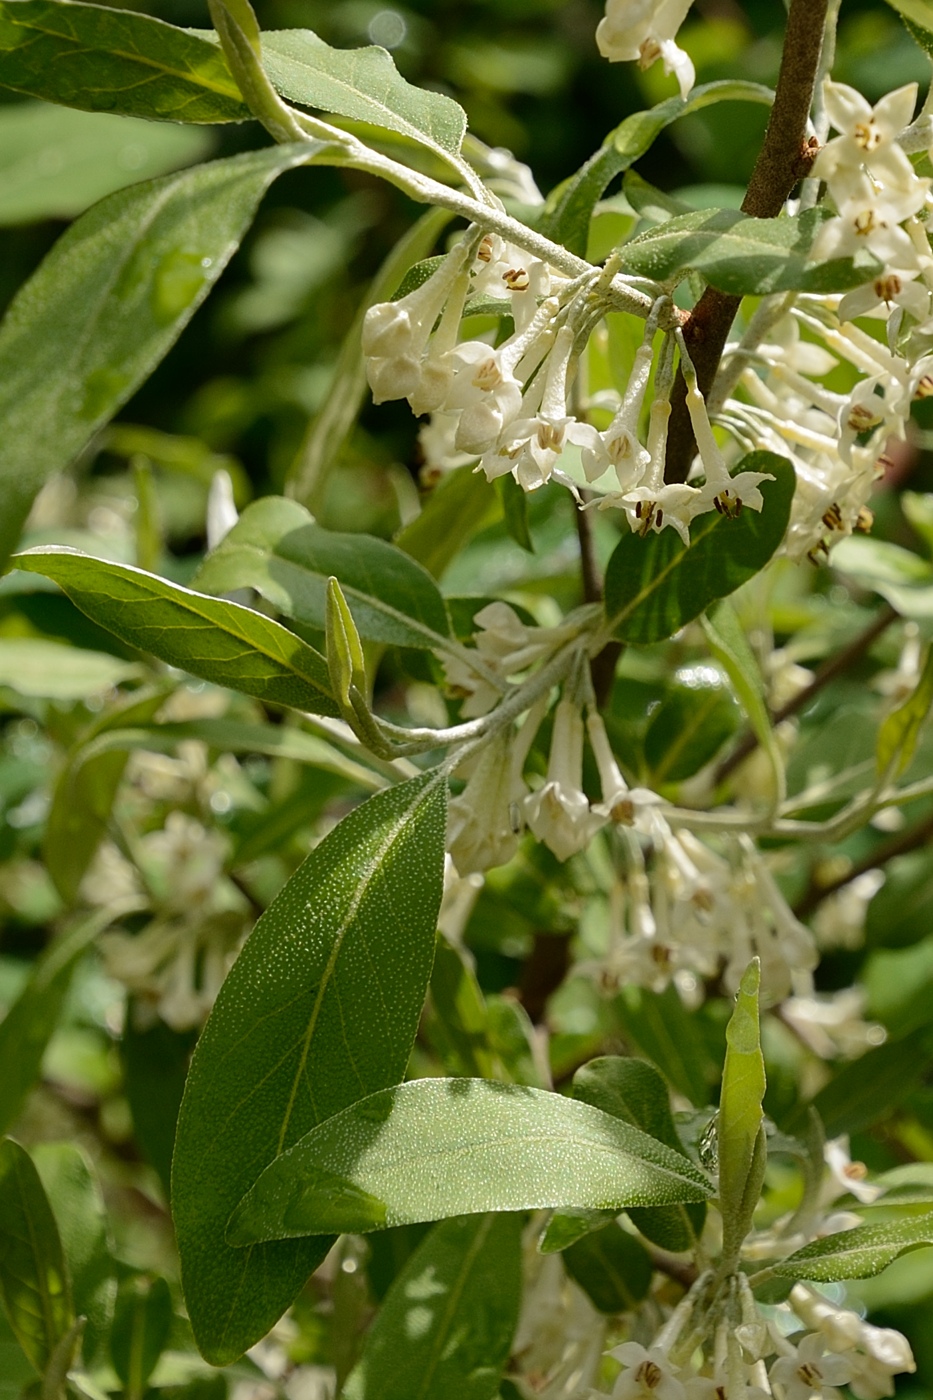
[0,908,130,1137]
[0,637,139,699]
[0,1138,73,1373]
[832,534,933,621]
[496,474,534,554]
[538,80,774,255]
[172,771,448,1365]
[343,1214,521,1400]
[563,1222,653,1314]
[877,647,933,777]
[44,688,165,903]
[194,497,451,649]
[794,1027,933,1138]
[613,984,712,1106]
[259,29,467,161]
[770,1213,933,1282]
[621,207,881,296]
[428,935,497,1080]
[572,1057,703,1253]
[0,1310,34,1398]
[0,0,248,121]
[719,961,767,1265]
[0,142,318,572]
[396,464,502,580]
[703,601,784,803]
[538,1208,617,1254]
[644,668,739,784]
[123,1012,197,1200]
[0,103,212,226]
[12,549,338,716]
[326,576,367,713]
[228,1077,713,1243]
[110,1275,172,1391]
[32,1145,115,1367]
[884,0,933,52]
[602,454,795,644]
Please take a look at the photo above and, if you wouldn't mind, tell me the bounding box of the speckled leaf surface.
[172,771,448,1365]
[228,1077,713,1242]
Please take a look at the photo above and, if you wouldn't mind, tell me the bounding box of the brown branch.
[575,497,603,604]
[664,0,827,482]
[794,806,933,920]
[713,604,898,788]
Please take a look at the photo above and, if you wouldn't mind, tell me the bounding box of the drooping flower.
[596,0,696,100]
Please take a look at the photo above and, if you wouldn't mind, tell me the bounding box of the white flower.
[815,82,921,195]
[823,1137,884,1204]
[596,0,696,100]
[447,732,529,874]
[789,1285,916,1400]
[769,1332,856,1400]
[607,1342,687,1400]
[782,987,885,1059]
[525,700,604,861]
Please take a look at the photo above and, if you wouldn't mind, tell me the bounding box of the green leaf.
[110,1275,172,1391]
[602,454,795,645]
[0,908,126,1138]
[228,1077,713,1243]
[644,667,739,783]
[563,1222,653,1314]
[0,637,139,699]
[703,600,784,803]
[123,1012,197,1200]
[193,497,452,649]
[877,647,933,778]
[770,1213,933,1282]
[0,1138,73,1373]
[0,1310,34,1399]
[832,534,933,621]
[0,102,212,226]
[718,961,767,1266]
[32,1145,115,1367]
[572,1057,703,1253]
[343,1214,521,1400]
[620,207,881,296]
[794,1027,933,1138]
[396,464,501,581]
[428,935,497,1080]
[12,549,338,716]
[614,984,711,1107]
[172,771,448,1365]
[496,474,534,554]
[44,688,165,903]
[259,29,467,161]
[538,1208,617,1254]
[0,142,317,572]
[884,0,933,51]
[0,0,248,121]
[538,80,774,256]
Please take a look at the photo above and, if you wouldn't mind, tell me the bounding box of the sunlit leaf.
[0,1138,73,1373]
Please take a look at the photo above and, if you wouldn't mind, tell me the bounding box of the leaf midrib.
[5,6,244,103]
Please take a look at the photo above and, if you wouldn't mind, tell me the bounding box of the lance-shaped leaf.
[33,1144,115,1366]
[0,142,320,573]
[538,80,774,255]
[259,28,467,161]
[719,961,767,1267]
[228,1077,713,1243]
[44,687,165,903]
[0,0,248,121]
[603,454,795,645]
[343,1213,521,1400]
[572,1056,704,1253]
[563,1223,653,1314]
[0,103,212,226]
[194,497,452,649]
[12,548,338,716]
[876,647,933,778]
[620,207,881,296]
[172,771,448,1365]
[704,601,784,803]
[0,907,133,1137]
[0,1138,74,1373]
[769,1213,933,1282]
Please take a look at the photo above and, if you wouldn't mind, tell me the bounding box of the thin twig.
[794,806,933,919]
[714,605,898,787]
[664,0,828,482]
